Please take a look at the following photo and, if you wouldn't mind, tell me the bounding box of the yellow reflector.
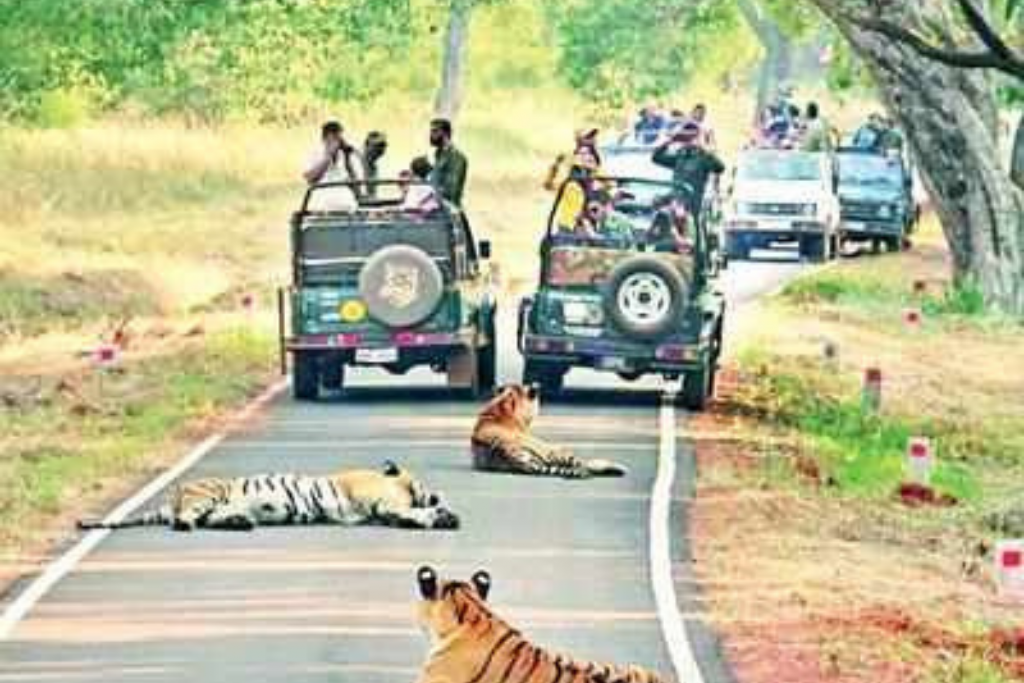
[339,300,367,322]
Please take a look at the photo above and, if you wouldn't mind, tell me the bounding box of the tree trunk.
[737,0,793,122]
[807,0,1024,315]
[433,0,473,121]
[1013,114,1024,189]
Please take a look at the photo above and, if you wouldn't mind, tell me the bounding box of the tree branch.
[851,15,1024,81]
[955,0,1017,63]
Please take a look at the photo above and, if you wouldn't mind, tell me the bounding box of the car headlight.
[800,203,818,217]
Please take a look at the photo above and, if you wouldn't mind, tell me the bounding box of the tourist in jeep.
[429,118,468,207]
[303,120,362,186]
[652,121,726,222]
[400,156,441,214]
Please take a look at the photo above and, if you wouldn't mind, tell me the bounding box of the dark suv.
[517,177,726,410]
[836,148,918,252]
[279,181,497,400]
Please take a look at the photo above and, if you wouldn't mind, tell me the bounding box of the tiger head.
[382,460,445,509]
[477,384,540,430]
[415,566,492,642]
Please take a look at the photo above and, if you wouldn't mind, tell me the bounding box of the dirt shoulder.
[691,227,1024,683]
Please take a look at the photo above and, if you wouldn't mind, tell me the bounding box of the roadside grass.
[0,326,275,553]
[699,215,1024,681]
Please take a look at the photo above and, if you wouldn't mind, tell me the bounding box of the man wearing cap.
[429,118,468,207]
[303,120,362,186]
[652,121,726,223]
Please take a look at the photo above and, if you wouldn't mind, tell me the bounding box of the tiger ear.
[418,566,438,600]
[471,570,491,600]
[383,460,401,477]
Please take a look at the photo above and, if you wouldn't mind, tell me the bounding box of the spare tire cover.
[359,245,445,328]
[603,255,689,341]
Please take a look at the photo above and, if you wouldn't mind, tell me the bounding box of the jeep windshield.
[737,151,822,182]
[837,153,904,190]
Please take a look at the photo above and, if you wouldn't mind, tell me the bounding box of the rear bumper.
[286,330,474,350]
[520,333,706,375]
[841,219,904,239]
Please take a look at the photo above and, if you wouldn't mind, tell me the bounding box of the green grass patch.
[739,351,984,503]
[0,328,275,549]
[923,655,1015,683]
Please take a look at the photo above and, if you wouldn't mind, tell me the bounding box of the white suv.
[723,148,841,261]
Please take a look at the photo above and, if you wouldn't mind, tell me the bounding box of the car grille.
[842,201,886,220]
[747,202,804,216]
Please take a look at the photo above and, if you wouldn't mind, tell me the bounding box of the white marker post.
[995,540,1024,602]
[905,437,934,487]
[862,367,882,413]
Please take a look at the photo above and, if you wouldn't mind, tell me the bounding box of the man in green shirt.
[429,118,469,207]
[652,121,726,221]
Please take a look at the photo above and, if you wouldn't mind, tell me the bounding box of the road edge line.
[652,393,706,683]
[0,378,289,641]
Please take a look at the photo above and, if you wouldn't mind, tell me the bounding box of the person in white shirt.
[400,156,441,214]
[690,103,717,151]
[303,120,363,211]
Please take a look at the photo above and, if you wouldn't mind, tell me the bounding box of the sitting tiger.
[414,566,664,683]
[77,461,459,532]
[471,384,628,478]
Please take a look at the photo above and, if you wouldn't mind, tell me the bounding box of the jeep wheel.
[726,234,749,261]
[321,356,345,393]
[605,256,688,341]
[523,360,565,396]
[359,245,445,328]
[292,351,320,401]
[800,235,828,263]
[679,362,713,412]
[476,342,497,396]
[447,346,480,398]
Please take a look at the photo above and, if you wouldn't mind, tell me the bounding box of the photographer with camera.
[303,120,363,186]
[652,120,725,225]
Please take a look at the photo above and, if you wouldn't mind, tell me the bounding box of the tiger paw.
[432,507,461,531]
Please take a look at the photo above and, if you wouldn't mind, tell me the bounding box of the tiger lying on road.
[78,461,459,532]
[471,384,628,478]
[414,566,664,683]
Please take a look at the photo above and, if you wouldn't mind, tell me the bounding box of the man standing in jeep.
[303,120,362,186]
[651,121,726,221]
[429,118,468,207]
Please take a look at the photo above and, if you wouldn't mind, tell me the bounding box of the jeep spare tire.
[604,256,688,341]
[359,245,444,328]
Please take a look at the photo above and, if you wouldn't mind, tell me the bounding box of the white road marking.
[0,380,289,641]
[651,393,706,683]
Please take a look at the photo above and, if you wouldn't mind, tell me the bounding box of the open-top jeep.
[517,177,726,411]
[279,180,496,400]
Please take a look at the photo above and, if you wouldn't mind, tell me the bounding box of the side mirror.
[479,240,492,260]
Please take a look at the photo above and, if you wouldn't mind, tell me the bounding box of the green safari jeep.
[279,180,497,400]
[517,177,726,410]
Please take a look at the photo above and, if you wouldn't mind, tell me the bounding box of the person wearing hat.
[303,120,362,186]
[652,120,725,223]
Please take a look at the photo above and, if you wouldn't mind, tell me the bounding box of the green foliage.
[545,0,738,108]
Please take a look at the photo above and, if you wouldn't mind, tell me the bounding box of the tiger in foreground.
[414,566,664,683]
[471,384,628,478]
[78,461,459,532]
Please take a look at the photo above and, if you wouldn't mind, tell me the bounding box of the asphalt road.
[0,257,807,683]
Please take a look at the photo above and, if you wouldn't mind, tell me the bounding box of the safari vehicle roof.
[295,179,464,227]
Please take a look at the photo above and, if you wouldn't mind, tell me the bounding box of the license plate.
[355,347,398,364]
